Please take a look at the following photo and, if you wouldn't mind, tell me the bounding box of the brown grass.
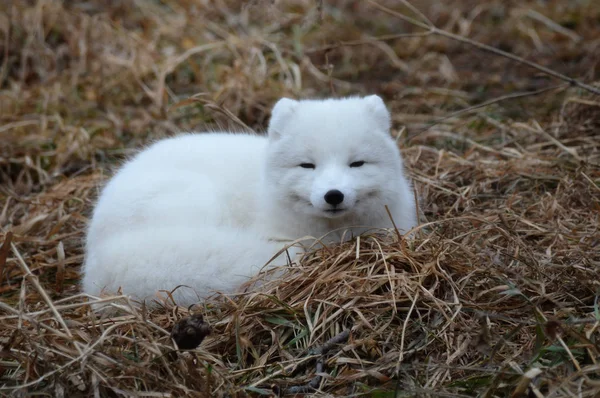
[1,0,600,396]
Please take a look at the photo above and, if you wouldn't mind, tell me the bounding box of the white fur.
[82,96,417,306]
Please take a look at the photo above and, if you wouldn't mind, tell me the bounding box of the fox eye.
[299,163,316,169]
[350,161,365,168]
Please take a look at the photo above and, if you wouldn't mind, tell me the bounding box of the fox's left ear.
[364,95,391,132]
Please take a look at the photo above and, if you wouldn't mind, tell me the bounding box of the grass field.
[1,0,599,396]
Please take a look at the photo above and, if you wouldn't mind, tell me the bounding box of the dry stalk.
[367,0,600,96]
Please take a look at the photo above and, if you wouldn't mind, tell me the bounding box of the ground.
[1,0,599,396]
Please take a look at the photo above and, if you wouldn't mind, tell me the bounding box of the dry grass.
[1,0,600,396]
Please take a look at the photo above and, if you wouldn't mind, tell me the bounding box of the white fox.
[82,95,417,306]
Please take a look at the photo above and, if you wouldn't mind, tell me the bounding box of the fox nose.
[324,189,344,206]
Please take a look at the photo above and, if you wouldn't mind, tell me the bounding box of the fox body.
[82,95,417,306]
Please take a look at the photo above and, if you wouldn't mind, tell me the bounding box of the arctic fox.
[82,95,417,306]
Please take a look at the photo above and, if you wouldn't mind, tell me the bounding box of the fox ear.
[364,95,391,132]
[268,98,299,140]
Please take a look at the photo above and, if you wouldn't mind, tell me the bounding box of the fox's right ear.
[268,98,299,140]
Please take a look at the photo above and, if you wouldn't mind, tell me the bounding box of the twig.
[397,292,418,369]
[385,205,403,244]
[169,94,254,132]
[10,242,82,356]
[581,172,600,194]
[412,83,568,135]
[283,329,351,395]
[308,329,351,356]
[366,0,600,96]
[305,32,432,53]
[284,359,324,395]
[525,9,581,42]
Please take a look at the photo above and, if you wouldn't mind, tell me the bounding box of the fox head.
[263,95,408,224]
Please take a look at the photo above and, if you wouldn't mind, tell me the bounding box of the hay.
[1,0,599,396]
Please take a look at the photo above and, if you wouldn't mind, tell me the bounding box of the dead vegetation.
[1,0,599,396]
